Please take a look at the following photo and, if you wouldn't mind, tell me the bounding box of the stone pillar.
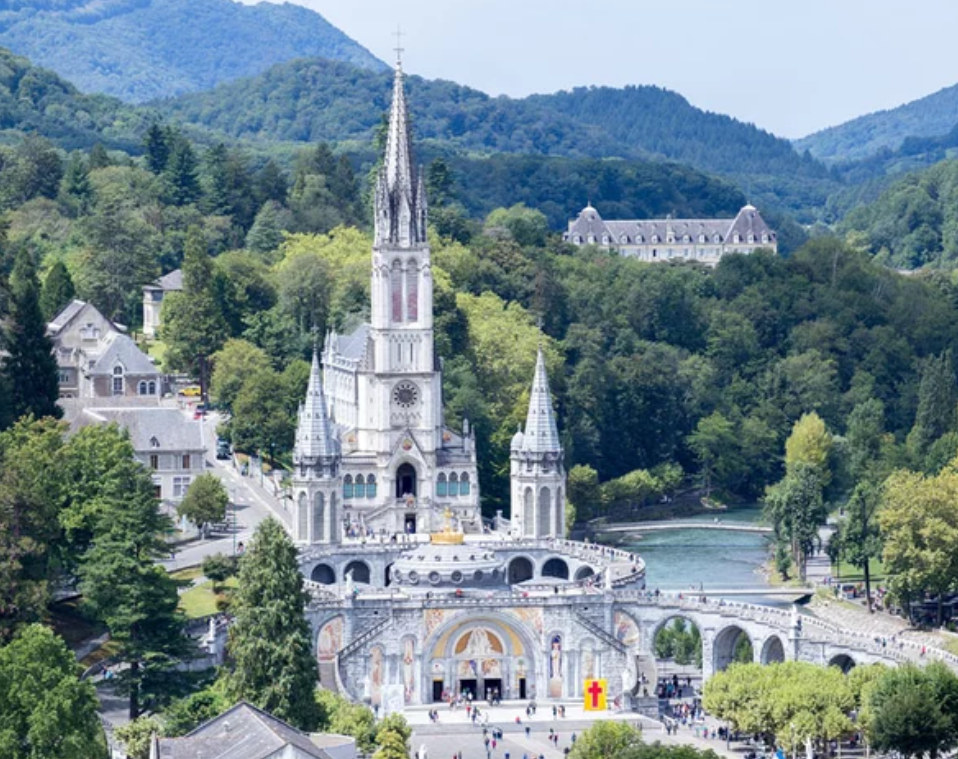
[701,628,716,682]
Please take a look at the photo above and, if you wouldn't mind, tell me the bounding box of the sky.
[239,0,958,139]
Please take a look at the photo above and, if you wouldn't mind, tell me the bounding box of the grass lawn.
[179,577,238,619]
[170,566,204,582]
[831,557,887,584]
[144,339,167,370]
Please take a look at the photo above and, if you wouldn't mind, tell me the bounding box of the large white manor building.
[290,61,565,543]
[564,203,777,264]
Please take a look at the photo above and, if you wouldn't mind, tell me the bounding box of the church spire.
[375,61,427,248]
[522,347,561,454]
[294,348,339,465]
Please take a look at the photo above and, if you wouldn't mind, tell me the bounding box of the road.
[159,410,290,572]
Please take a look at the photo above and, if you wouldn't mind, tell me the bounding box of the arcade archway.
[344,560,371,584]
[829,653,856,673]
[713,624,753,673]
[311,563,336,585]
[575,566,595,581]
[542,558,570,580]
[653,616,702,697]
[508,557,534,584]
[761,635,785,664]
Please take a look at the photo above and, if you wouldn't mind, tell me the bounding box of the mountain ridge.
[0,0,387,103]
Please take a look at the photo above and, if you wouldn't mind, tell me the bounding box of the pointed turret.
[522,348,561,454]
[294,349,339,465]
[375,62,426,248]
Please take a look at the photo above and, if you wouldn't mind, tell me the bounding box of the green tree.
[845,399,887,484]
[246,200,288,254]
[254,159,288,207]
[835,482,883,610]
[764,462,826,581]
[0,624,107,759]
[3,249,61,423]
[567,464,601,521]
[227,518,319,730]
[162,688,230,737]
[568,721,642,759]
[39,260,75,321]
[210,339,272,412]
[687,411,739,496]
[164,135,202,207]
[231,369,296,464]
[785,411,833,486]
[59,152,93,217]
[910,350,958,454]
[78,451,191,718]
[868,663,958,759]
[485,204,549,247]
[161,226,228,398]
[177,473,228,538]
[201,553,236,595]
[0,418,67,639]
[114,717,161,759]
[143,124,172,175]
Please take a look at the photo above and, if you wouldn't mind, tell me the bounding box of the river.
[612,507,773,592]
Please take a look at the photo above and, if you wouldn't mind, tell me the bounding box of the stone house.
[142,268,182,338]
[48,300,163,399]
[72,407,205,502]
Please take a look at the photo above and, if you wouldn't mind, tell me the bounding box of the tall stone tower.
[292,350,342,544]
[510,348,566,538]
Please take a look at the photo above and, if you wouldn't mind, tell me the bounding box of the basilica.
[281,60,912,714]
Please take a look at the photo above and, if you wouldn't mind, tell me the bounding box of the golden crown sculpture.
[430,507,465,545]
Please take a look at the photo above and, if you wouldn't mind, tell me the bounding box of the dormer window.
[762,234,769,244]
[683,235,691,243]
[747,234,755,244]
[733,234,741,244]
[698,235,706,243]
[620,235,628,244]
[601,235,610,245]
[574,235,582,244]
[150,436,160,448]
[714,234,721,243]
[587,235,595,244]
[651,235,659,244]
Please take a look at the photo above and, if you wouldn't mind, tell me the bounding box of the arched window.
[148,381,156,395]
[437,473,447,497]
[391,260,403,322]
[355,474,365,499]
[112,365,124,395]
[449,473,459,497]
[344,475,354,499]
[138,381,148,395]
[314,492,325,542]
[460,473,470,496]
[406,262,418,322]
[367,475,377,499]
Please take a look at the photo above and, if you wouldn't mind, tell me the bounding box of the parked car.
[216,439,231,460]
[180,385,201,397]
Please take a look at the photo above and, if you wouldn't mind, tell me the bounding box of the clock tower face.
[392,381,420,410]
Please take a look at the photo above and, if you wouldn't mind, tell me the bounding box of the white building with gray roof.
[564,203,777,264]
[142,268,183,338]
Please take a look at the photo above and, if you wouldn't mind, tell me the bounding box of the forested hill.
[796,81,958,163]
[153,58,825,180]
[0,0,387,103]
[527,86,827,179]
[0,47,149,151]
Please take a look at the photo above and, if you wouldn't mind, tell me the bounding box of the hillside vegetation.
[797,81,958,162]
[0,0,386,103]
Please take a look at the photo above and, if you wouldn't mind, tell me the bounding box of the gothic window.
[391,260,403,322]
[539,487,552,536]
[406,263,418,322]
[523,488,534,534]
[555,487,563,537]
[314,492,325,542]
[355,474,365,499]
[437,473,447,497]
[449,473,459,497]
[367,475,377,499]
[344,475,354,499]
[298,493,308,540]
[460,473,470,496]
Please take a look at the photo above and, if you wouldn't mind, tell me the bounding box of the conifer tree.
[143,124,171,175]
[59,152,93,217]
[161,226,227,398]
[87,143,111,170]
[3,249,61,422]
[254,158,288,206]
[226,518,319,730]
[40,260,75,321]
[911,349,957,453]
[163,135,202,206]
[246,201,286,254]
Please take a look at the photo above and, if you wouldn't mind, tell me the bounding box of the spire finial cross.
[393,26,405,67]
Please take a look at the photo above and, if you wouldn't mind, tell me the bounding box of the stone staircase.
[318,660,341,693]
[575,611,629,655]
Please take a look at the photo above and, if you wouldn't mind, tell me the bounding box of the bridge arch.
[542,557,570,580]
[760,635,786,664]
[829,653,856,673]
[344,560,371,584]
[653,615,702,669]
[713,624,753,673]
[311,563,336,585]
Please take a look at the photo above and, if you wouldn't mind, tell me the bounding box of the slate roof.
[87,333,159,376]
[77,408,203,452]
[565,203,777,246]
[522,348,561,454]
[145,269,184,292]
[334,324,371,362]
[154,702,335,759]
[48,299,88,335]
[294,350,340,463]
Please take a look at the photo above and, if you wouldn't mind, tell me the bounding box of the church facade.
[564,203,777,265]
